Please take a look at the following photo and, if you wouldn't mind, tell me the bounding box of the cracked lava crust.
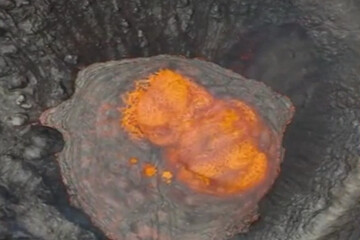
[40,55,294,240]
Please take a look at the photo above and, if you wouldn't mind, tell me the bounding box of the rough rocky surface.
[40,55,293,240]
[0,0,359,240]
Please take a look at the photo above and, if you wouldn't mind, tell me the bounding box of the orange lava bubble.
[121,69,269,196]
[143,163,157,177]
[129,157,138,165]
[161,171,173,184]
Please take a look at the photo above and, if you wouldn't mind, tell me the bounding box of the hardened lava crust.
[40,55,294,240]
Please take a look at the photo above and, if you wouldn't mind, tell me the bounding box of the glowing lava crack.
[40,55,294,240]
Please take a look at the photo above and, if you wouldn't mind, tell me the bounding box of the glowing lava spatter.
[121,69,269,196]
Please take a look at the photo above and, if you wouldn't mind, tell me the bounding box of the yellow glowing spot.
[161,171,173,184]
[129,157,138,165]
[143,163,157,177]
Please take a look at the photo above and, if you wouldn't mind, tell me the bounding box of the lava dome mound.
[40,55,294,240]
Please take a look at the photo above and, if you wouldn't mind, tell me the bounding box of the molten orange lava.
[161,171,173,184]
[121,69,269,196]
[143,163,157,177]
[128,157,138,165]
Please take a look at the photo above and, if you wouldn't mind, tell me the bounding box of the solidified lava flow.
[121,69,269,196]
[40,55,294,240]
